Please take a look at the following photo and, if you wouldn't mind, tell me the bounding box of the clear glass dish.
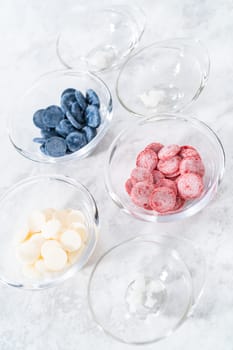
[0,174,99,290]
[105,114,225,222]
[88,234,205,345]
[116,38,210,116]
[8,70,112,164]
[56,5,146,72]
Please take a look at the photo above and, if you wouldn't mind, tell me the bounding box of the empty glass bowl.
[88,234,205,345]
[0,174,98,290]
[116,38,210,116]
[105,114,225,222]
[8,70,112,163]
[56,5,146,72]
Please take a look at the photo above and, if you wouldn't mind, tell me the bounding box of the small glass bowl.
[88,234,205,345]
[56,5,146,72]
[116,38,210,116]
[105,114,225,223]
[0,174,99,290]
[8,70,112,163]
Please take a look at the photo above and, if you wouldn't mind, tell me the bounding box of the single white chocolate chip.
[71,223,88,242]
[30,232,45,242]
[43,246,67,271]
[139,89,165,108]
[30,233,45,251]
[28,210,46,232]
[87,48,116,70]
[16,239,41,264]
[41,219,61,239]
[53,209,69,228]
[34,259,48,274]
[14,226,29,244]
[60,230,82,252]
[41,240,61,257]
[43,208,56,221]
[68,209,86,225]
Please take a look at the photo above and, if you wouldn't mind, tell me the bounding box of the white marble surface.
[0,0,233,349]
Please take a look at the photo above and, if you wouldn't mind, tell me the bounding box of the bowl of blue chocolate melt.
[9,70,113,163]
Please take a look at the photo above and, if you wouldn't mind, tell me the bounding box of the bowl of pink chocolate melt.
[105,114,225,223]
[126,142,205,213]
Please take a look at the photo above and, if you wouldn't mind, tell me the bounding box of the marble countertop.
[0,0,233,349]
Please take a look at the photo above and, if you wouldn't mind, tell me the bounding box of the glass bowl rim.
[116,37,211,117]
[87,233,205,345]
[0,174,98,290]
[105,113,225,223]
[8,69,113,164]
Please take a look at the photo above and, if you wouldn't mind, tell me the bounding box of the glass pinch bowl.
[105,114,225,223]
[116,38,210,116]
[0,174,99,290]
[8,70,112,163]
[56,4,146,72]
[88,234,206,345]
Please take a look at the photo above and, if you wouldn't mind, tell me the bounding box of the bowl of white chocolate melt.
[0,175,98,290]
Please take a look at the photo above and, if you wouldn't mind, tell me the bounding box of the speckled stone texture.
[0,0,233,349]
